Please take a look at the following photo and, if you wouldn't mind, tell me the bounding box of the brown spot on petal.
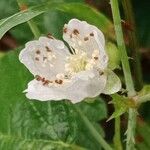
[73,29,79,35]
[84,37,89,41]
[90,33,94,36]
[55,79,63,84]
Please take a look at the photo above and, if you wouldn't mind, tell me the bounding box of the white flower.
[19,19,121,103]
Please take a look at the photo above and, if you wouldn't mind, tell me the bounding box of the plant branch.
[110,1,137,150]
[113,116,123,150]
[122,0,143,91]
[74,105,113,150]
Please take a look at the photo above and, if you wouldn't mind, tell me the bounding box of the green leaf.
[106,42,121,70]
[77,97,107,122]
[103,70,121,95]
[137,85,150,104]
[75,97,107,150]
[0,2,113,40]
[0,49,84,150]
[0,132,85,150]
[107,94,128,121]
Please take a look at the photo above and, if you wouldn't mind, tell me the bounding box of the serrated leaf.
[107,94,128,121]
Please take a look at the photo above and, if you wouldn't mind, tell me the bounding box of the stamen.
[36,50,40,54]
[35,57,39,61]
[55,79,63,84]
[84,37,89,41]
[35,75,42,81]
[90,32,94,36]
[47,33,54,39]
[73,29,79,35]
[63,27,67,33]
[94,57,98,60]
[43,57,47,61]
[70,34,73,38]
[45,46,52,52]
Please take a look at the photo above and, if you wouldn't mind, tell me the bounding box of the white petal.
[25,79,67,101]
[63,18,108,69]
[19,37,70,80]
[25,70,107,103]
[66,70,107,103]
[102,70,121,94]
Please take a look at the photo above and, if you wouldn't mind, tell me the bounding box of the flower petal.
[102,70,121,94]
[63,18,108,69]
[25,70,107,103]
[19,37,70,80]
[66,70,107,103]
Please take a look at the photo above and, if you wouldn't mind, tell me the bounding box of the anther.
[94,57,98,60]
[36,50,40,54]
[45,46,52,52]
[35,57,39,61]
[55,79,63,84]
[73,29,79,35]
[43,80,50,86]
[99,71,104,76]
[90,33,94,36]
[63,27,67,33]
[35,75,42,81]
[47,33,54,39]
[84,37,89,41]
[43,57,47,61]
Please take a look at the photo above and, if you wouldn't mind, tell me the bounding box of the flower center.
[65,49,100,74]
[65,51,88,74]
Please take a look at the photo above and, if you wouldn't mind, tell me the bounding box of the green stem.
[113,117,123,150]
[16,0,40,39]
[122,0,143,91]
[27,20,41,39]
[110,1,137,150]
[74,105,113,150]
